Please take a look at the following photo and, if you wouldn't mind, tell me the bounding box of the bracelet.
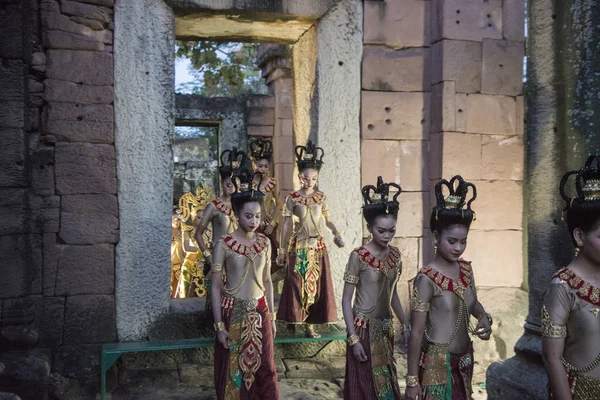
[478,312,493,327]
[277,248,285,257]
[270,312,277,321]
[203,249,211,259]
[213,321,225,332]
[347,333,360,346]
[405,375,419,388]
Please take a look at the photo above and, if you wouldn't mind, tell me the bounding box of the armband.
[411,286,430,312]
[541,305,567,338]
[212,263,223,272]
[343,269,359,285]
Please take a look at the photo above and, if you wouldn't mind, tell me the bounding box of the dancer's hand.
[276,253,285,267]
[334,235,345,248]
[272,320,277,338]
[474,315,492,340]
[217,330,231,349]
[352,342,368,362]
[264,224,275,235]
[405,384,422,400]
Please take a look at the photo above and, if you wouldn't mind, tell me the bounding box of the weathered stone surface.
[54,244,115,295]
[55,142,117,194]
[361,140,401,187]
[0,4,23,58]
[472,180,523,230]
[44,79,114,104]
[465,94,516,135]
[0,189,26,236]
[468,230,523,287]
[487,355,547,400]
[47,50,113,85]
[248,107,274,126]
[400,140,428,192]
[53,344,101,379]
[362,46,430,91]
[481,135,524,180]
[247,95,274,109]
[439,131,482,180]
[0,59,24,103]
[396,192,426,237]
[273,134,293,164]
[0,235,32,299]
[63,295,116,344]
[0,129,26,188]
[59,194,118,244]
[60,0,112,24]
[391,237,420,281]
[433,0,503,42]
[46,103,113,143]
[30,147,55,196]
[481,39,524,96]
[431,81,456,133]
[0,350,50,400]
[42,234,59,297]
[432,40,482,93]
[45,30,105,51]
[503,0,525,41]
[247,125,273,137]
[364,0,430,48]
[276,118,293,137]
[361,91,430,140]
[72,0,114,6]
[0,102,25,130]
[29,195,60,234]
[39,297,65,347]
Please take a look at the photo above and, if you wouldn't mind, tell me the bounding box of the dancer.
[276,140,344,338]
[542,155,600,400]
[211,161,279,400]
[249,138,281,274]
[405,175,492,400]
[343,176,411,400]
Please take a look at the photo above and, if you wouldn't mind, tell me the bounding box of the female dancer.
[342,176,411,400]
[542,155,600,400]
[249,138,281,274]
[211,161,279,400]
[406,175,492,400]
[276,140,344,338]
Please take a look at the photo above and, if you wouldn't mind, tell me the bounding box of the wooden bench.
[100,330,347,400]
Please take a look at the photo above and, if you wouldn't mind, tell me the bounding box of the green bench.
[100,330,347,400]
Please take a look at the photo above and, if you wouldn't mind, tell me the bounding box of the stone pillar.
[487,1,600,398]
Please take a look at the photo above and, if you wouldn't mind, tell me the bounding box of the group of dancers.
[187,136,600,400]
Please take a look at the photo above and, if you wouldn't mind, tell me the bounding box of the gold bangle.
[347,333,360,346]
[203,249,211,259]
[277,248,285,257]
[270,312,277,321]
[213,321,225,332]
[405,375,419,387]
[478,312,493,327]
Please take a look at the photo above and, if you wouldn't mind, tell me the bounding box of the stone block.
[273,134,293,164]
[59,194,118,244]
[0,349,51,400]
[396,192,426,237]
[39,297,65,347]
[433,0,503,42]
[390,237,420,281]
[0,235,32,298]
[248,107,275,126]
[361,140,401,187]
[275,118,293,137]
[0,129,26,188]
[364,0,431,48]
[31,147,56,196]
[72,0,114,7]
[465,94,516,135]
[0,102,25,129]
[362,46,430,92]
[471,180,523,230]
[361,91,430,140]
[45,30,105,51]
[0,189,26,235]
[53,344,101,379]
[247,95,274,109]
[63,295,116,344]
[46,50,113,86]
[277,163,295,191]
[481,39,524,96]
[54,244,115,295]
[455,93,467,132]
[432,40,482,93]
[29,195,61,234]
[60,0,111,24]
[516,96,524,136]
[431,81,456,133]
[439,132,482,180]
[44,79,114,104]
[429,133,442,181]
[0,4,23,58]
[46,103,113,143]
[275,91,293,120]
[55,142,117,194]
[399,140,428,192]
[481,135,524,180]
[503,0,525,41]
[467,230,523,287]
[0,59,24,102]
[247,125,273,137]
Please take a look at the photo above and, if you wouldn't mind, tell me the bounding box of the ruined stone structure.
[0,0,536,398]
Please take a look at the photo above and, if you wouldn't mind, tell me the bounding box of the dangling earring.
[575,241,583,258]
[367,232,373,241]
[433,243,438,258]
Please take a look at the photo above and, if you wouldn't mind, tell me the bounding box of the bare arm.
[542,337,572,400]
[342,253,367,362]
[211,240,225,324]
[342,282,356,335]
[391,287,409,327]
[263,243,275,318]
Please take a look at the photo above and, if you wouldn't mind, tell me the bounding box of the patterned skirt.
[419,341,474,400]
[277,236,338,324]
[214,295,279,400]
[344,314,401,400]
[549,373,600,400]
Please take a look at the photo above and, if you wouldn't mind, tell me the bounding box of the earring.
[574,247,580,258]
[433,243,438,258]
[367,232,373,241]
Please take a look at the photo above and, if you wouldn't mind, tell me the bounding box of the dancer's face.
[237,202,262,233]
[435,224,469,263]
[369,215,397,247]
[575,219,600,264]
[255,159,270,176]
[222,178,235,196]
[299,168,319,189]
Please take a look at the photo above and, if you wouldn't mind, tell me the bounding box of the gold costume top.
[213,233,271,300]
[411,261,477,354]
[199,198,237,247]
[542,267,600,380]
[283,191,330,241]
[343,245,402,320]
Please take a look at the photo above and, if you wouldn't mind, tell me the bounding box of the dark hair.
[219,147,246,181]
[362,176,401,226]
[295,140,324,172]
[560,155,600,244]
[230,162,264,215]
[249,138,273,163]
[430,175,477,233]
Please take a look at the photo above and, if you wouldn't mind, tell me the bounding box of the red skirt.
[277,237,338,324]
[214,296,279,400]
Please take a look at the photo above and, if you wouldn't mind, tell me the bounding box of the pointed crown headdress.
[361,176,401,214]
[560,155,600,208]
[249,138,273,162]
[295,140,324,170]
[220,147,247,176]
[434,175,477,213]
